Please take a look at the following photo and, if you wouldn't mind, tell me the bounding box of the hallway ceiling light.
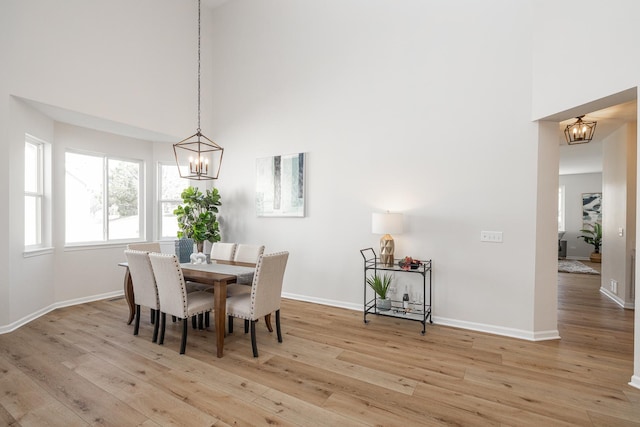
[564,115,597,145]
[173,0,223,180]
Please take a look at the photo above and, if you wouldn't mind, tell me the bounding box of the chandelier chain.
[197,0,201,133]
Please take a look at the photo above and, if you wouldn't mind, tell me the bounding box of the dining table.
[119,260,255,358]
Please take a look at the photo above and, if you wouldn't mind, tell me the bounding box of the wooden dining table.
[119,260,254,358]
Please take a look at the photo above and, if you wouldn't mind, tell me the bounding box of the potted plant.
[174,186,222,253]
[366,273,392,311]
[578,222,602,263]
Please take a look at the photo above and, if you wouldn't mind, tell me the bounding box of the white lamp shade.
[372,212,403,235]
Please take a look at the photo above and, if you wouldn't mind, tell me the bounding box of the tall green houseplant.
[174,186,222,252]
[578,222,602,262]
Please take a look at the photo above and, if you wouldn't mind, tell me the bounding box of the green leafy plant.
[366,273,392,299]
[174,186,222,249]
[578,222,602,253]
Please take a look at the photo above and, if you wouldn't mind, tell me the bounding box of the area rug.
[558,260,600,275]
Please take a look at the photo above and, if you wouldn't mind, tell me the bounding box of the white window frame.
[24,134,51,253]
[65,149,145,246]
[558,185,566,232]
[157,162,184,240]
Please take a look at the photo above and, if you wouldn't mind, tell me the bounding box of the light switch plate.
[480,231,503,243]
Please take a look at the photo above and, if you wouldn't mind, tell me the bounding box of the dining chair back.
[148,253,215,354]
[233,244,265,265]
[226,251,289,357]
[127,242,161,253]
[124,249,160,342]
[210,242,237,262]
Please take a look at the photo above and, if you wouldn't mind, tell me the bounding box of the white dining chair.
[233,244,265,265]
[124,250,161,342]
[227,244,264,296]
[127,242,161,253]
[226,251,289,357]
[148,253,215,354]
[211,242,237,263]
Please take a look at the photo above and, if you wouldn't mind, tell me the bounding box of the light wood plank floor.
[1,264,639,426]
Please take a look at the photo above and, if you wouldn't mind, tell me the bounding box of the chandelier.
[173,0,223,180]
[564,115,597,145]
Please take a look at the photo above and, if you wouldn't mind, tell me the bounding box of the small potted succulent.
[366,273,392,311]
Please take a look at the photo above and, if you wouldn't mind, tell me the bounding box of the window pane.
[24,195,40,246]
[108,159,140,240]
[161,201,180,238]
[25,142,39,193]
[66,152,104,243]
[161,164,183,200]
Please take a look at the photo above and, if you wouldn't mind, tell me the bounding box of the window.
[158,162,184,239]
[24,135,46,248]
[558,185,565,232]
[65,151,143,244]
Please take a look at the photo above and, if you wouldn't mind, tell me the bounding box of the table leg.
[124,268,135,325]
[214,280,228,357]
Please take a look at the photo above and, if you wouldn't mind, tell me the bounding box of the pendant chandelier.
[173,0,223,180]
[564,115,597,145]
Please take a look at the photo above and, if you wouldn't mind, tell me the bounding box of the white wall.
[0,0,206,330]
[531,0,640,391]
[601,123,636,308]
[559,173,603,259]
[209,0,553,339]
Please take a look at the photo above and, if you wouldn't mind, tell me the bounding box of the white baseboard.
[282,292,361,312]
[0,290,124,335]
[434,316,560,341]
[282,293,560,341]
[629,375,640,390]
[599,287,634,309]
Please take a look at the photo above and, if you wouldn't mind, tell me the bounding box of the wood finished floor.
[1,263,638,426]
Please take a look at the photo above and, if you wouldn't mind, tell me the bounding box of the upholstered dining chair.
[226,244,264,296]
[226,251,289,357]
[211,242,237,263]
[148,253,215,354]
[124,250,161,342]
[233,244,265,265]
[127,242,161,253]
[127,242,162,323]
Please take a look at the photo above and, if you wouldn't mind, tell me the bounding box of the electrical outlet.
[611,279,618,294]
[480,231,503,243]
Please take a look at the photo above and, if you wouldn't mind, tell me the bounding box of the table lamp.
[372,212,403,267]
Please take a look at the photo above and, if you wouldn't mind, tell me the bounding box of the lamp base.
[380,234,395,267]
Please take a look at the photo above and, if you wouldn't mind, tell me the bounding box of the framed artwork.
[582,192,602,227]
[256,152,305,217]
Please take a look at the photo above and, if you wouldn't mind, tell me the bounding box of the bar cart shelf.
[360,248,432,334]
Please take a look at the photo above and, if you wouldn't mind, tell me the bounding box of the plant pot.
[376,298,391,311]
[590,252,601,263]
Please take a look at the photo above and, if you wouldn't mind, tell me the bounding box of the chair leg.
[250,320,258,357]
[276,309,282,343]
[228,316,234,334]
[198,313,204,330]
[244,319,249,334]
[134,305,141,335]
[205,312,210,328]
[264,313,273,332]
[150,308,156,324]
[172,316,177,323]
[159,312,166,345]
[152,311,160,343]
[180,318,188,354]
[192,315,197,329]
